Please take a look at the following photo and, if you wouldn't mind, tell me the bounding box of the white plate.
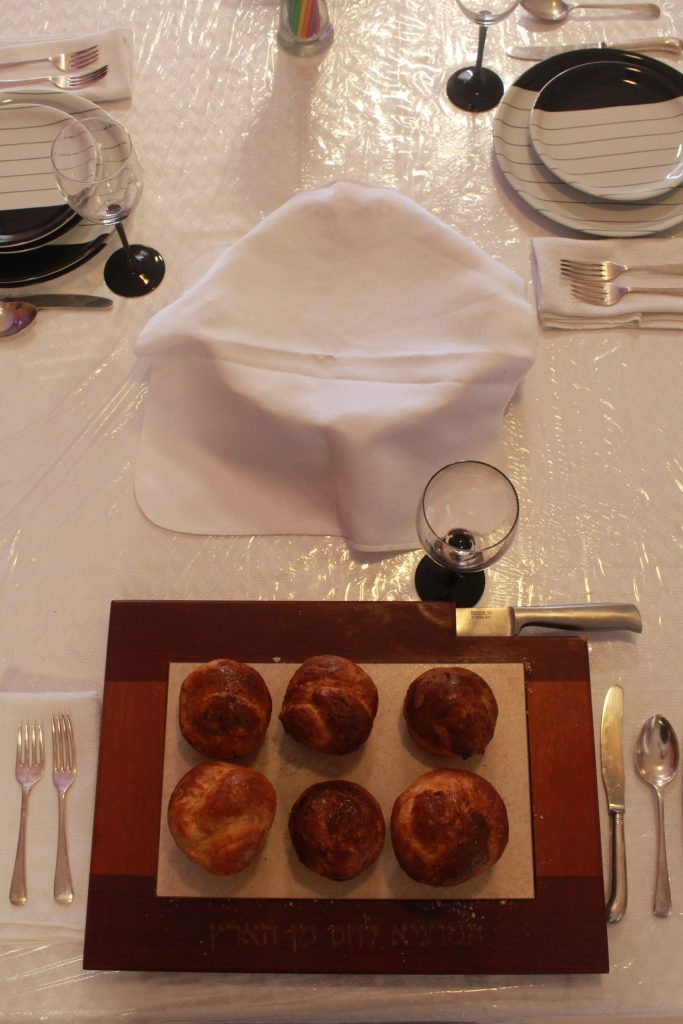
[529,60,683,202]
[493,49,683,237]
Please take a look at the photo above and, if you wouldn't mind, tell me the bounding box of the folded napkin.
[0,692,100,943]
[134,182,536,551]
[0,28,132,101]
[532,237,683,329]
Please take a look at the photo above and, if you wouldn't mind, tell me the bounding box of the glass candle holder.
[278,0,334,56]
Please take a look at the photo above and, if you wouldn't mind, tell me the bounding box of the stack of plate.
[493,49,683,236]
[0,91,114,287]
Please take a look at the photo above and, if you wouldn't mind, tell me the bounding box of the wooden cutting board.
[83,600,609,974]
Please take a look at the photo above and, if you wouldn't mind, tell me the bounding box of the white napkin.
[134,182,536,551]
[0,28,133,101]
[0,692,100,942]
[532,237,683,329]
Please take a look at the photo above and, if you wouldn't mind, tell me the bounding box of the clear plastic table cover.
[1,0,682,1020]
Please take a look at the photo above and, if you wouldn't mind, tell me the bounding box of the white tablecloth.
[1,0,682,1020]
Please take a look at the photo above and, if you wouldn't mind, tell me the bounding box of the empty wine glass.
[415,460,519,605]
[446,0,521,113]
[51,114,165,297]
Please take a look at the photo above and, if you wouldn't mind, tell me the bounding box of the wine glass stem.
[115,221,137,273]
[474,24,488,84]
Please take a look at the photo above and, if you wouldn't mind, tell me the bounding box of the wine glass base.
[414,555,486,606]
[446,66,504,113]
[104,244,166,297]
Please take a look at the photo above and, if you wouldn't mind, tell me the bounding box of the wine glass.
[414,460,519,605]
[51,114,165,297]
[446,0,521,113]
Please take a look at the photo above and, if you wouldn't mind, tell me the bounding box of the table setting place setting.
[1,0,683,1019]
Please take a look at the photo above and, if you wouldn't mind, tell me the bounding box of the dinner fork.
[9,722,45,906]
[0,65,108,91]
[51,713,76,905]
[571,281,683,306]
[0,44,99,73]
[561,258,683,282]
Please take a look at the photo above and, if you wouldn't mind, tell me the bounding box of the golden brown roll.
[390,769,508,886]
[167,761,276,875]
[279,655,378,754]
[179,658,272,759]
[289,780,385,880]
[403,666,498,759]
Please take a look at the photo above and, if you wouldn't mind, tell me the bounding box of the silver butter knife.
[0,294,113,309]
[601,685,627,923]
[507,37,683,59]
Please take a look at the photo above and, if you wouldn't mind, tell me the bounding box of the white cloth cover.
[0,692,100,942]
[134,182,536,551]
[532,236,683,329]
[0,28,132,101]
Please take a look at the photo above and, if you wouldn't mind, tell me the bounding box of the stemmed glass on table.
[446,0,520,112]
[414,460,520,606]
[51,113,165,297]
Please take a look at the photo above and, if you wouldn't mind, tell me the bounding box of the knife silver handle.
[602,36,683,53]
[607,810,627,923]
[514,604,642,633]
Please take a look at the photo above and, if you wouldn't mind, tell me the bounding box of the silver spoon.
[521,0,660,23]
[0,297,113,339]
[0,300,37,338]
[635,714,679,917]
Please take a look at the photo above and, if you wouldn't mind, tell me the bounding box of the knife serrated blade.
[601,685,627,923]
[506,37,683,59]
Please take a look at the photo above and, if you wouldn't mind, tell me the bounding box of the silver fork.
[561,258,683,282]
[9,722,45,906]
[571,281,683,306]
[51,713,77,904]
[0,45,99,73]
[0,65,108,91]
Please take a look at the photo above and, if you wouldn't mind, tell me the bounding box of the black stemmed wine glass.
[415,460,519,605]
[446,0,521,113]
[51,113,165,297]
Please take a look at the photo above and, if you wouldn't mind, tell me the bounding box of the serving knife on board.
[506,37,683,59]
[601,685,627,923]
[455,603,642,636]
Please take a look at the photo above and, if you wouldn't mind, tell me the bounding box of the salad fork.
[0,65,108,91]
[0,44,98,73]
[51,713,76,905]
[561,258,683,282]
[9,722,45,906]
[571,281,683,306]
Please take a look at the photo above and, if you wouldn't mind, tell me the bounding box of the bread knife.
[506,37,682,59]
[601,685,627,923]
[455,603,642,636]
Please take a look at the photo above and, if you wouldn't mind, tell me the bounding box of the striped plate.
[529,60,683,202]
[493,49,683,237]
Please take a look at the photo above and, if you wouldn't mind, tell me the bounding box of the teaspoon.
[634,714,679,917]
[521,0,660,23]
[0,297,113,339]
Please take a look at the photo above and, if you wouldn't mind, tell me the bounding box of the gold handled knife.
[601,685,627,923]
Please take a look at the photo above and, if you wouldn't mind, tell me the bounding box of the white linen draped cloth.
[0,692,100,942]
[134,183,536,551]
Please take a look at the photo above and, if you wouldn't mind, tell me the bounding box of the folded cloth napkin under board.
[532,237,683,329]
[0,691,100,942]
[0,28,133,101]
[134,182,536,552]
